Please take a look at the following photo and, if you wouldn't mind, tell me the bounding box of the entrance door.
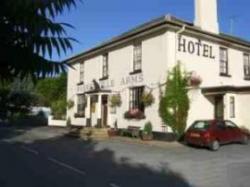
[214,95,224,120]
[101,95,108,127]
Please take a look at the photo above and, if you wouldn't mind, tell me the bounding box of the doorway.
[214,95,224,120]
[101,95,108,127]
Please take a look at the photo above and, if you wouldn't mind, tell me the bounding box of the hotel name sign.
[77,73,144,93]
[178,36,215,59]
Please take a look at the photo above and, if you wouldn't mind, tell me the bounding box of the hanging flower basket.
[109,94,122,108]
[188,72,202,87]
[141,91,155,107]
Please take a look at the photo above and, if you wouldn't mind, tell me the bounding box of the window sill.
[99,76,109,81]
[244,77,250,81]
[74,113,85,118]
[77,81,84,85]
[220,73,231,78]
[129,69,142,75]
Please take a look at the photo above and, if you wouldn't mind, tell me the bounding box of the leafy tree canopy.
[35,73,67,107]
[0,0,79,81]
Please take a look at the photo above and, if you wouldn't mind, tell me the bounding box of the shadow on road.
[0,127,194,187]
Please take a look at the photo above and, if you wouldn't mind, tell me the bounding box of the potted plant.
[108,120,119,137]
[141,121,153,141]
[124,108,145,120]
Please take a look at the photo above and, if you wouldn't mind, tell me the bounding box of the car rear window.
[190,121,210,130]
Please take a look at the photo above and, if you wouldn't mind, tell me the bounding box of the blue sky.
[56,0,250,61]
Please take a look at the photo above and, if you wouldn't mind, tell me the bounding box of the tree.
[0,0,79,81]
[35,73,67,107]
[159,63,190,137]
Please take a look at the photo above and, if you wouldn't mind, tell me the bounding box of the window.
[79,62,84,83]
[220,47,229,76]
[129,86,144,112]
[133,43,142,72]
[102,54,108,78]
[77,95,86,115]
[229,96,235,118]
[190,121,210,130]
[243,54,250,79]
[225,121,237,128]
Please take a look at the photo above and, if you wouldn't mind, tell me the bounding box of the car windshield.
[190,121,210,130]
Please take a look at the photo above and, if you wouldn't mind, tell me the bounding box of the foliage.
[159,64,190,137]
[0,89,37,117]
[141,91,155,107]
[67,99,75,109]
[124,109,145,120]
[51,99,67,120]
[0,0,79,81]
[35,73,67,107]
[143,121,153,135]
[109,94,122,108]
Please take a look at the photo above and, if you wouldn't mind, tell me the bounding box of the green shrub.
[51,99,66,120]
[143,121,153,135]
[159,63,190,137]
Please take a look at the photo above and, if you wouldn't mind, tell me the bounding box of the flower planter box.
[141,133,153,141]
[124,109,145,120]
[107,128,119,137]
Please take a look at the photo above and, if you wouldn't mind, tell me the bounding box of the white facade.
[66,1,250,132]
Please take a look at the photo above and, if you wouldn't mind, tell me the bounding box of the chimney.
[194,0,219,34]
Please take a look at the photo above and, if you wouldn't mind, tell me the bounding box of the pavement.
[0,126,250,187]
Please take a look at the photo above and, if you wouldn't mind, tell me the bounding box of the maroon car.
[184,120,249,151]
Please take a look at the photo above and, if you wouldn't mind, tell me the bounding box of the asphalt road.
[0,126,249,187]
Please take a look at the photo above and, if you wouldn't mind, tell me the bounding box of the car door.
[225,121,242,142]
[215,121,230,144]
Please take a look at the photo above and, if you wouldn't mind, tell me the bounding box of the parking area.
[0,126,249,187]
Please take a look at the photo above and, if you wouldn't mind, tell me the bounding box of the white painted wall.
[67,28,250,132]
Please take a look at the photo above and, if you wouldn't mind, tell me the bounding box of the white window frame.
[102,54,109,78]
[79,62,84,83]
[219,47,229,76]
[77,94,86,115]
[243,53,250,79]
[129,86,144,112]
[133,43,142,72]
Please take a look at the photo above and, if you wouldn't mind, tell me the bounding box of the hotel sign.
[178,36,215,59]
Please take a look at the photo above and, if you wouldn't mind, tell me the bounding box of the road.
[0,126,249,187]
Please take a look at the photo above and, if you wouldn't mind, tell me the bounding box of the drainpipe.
[175,25,186,66]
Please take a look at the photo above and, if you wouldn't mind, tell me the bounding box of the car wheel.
[210,140,220,151]
[241,135,249,145]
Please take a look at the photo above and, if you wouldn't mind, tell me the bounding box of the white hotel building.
[66,0,250,132]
